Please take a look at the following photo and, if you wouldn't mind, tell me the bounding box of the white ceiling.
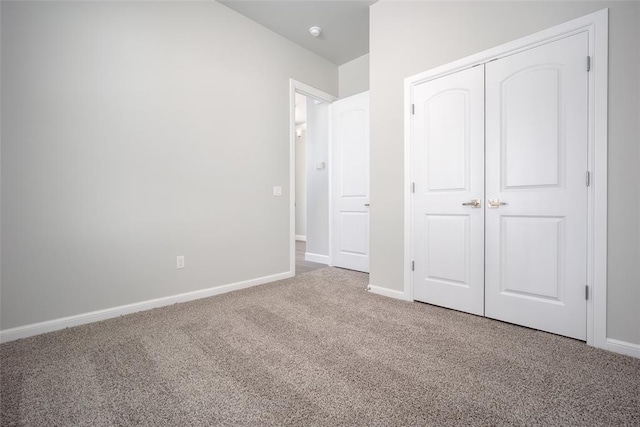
[217,1,375,65]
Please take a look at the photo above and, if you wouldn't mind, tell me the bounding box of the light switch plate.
[273,186,282,196]
[315,161,325,170]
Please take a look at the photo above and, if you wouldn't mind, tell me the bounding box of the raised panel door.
[412,66,485,315]
[485,33,589,340]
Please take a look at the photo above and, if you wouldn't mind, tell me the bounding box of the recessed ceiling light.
[309,26,322,37]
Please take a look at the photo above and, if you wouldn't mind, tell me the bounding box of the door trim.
[289,79,337,275]
[404,10,609,350]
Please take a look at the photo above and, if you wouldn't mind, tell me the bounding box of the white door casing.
[331,92,370,273]
[484,32,589,340]
[412,66,485,316]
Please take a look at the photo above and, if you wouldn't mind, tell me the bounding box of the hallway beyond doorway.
[296,240,326,274]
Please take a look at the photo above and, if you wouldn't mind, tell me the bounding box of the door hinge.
[586,171,591,187]
[587,56,591,72]
[585,285,589,300]
[411,104,415,115]
[411,182,415,193]
[411,261,415,271]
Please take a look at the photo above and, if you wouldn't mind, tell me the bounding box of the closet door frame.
[403,10,608,351]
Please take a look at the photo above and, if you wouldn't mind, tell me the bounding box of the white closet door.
[485,32,589,340]
[412,66,485,315]
[331,92,370,272]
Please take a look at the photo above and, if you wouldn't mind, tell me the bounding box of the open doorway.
[294,93,316,274]
[289,80,337,276]
[294,92,329,275]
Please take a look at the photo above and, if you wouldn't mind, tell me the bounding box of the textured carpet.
[1,267,639,426]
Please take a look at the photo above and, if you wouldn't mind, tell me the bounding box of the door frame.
[289,79,337,275]
[404,10,610,350]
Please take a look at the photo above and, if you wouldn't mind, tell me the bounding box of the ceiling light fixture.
[309,26,322,37]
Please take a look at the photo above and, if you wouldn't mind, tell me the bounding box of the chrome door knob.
[462,199,481,208]
[488,198,507,208]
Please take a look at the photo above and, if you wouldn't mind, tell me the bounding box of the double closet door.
[411,32,589,340]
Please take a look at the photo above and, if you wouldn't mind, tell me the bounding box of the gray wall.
[369,1,640,345]
[295,128,307,238]
[1,1,337,330]
[339,54,370,98]
[305,99,330,259]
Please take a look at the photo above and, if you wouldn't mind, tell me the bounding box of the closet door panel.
[484,32,589,340]
[412,66,485,316]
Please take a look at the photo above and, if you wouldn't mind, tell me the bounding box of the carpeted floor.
[1,267,639,426]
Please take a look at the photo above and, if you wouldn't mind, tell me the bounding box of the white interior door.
[485,32,589,340]
[412,66,485,315]
[331,92,370,272]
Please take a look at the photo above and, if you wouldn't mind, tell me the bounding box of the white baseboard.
[367,284,411,301]
[603,338,640,359]
[305,252,329,264]
[295,235,307,242]
[0,271,294,343]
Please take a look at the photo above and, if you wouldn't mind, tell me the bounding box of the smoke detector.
[309,26,322,37]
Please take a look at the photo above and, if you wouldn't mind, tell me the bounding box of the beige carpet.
[1,267,639,426]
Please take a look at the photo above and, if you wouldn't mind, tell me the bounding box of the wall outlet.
[176,255,185,269]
